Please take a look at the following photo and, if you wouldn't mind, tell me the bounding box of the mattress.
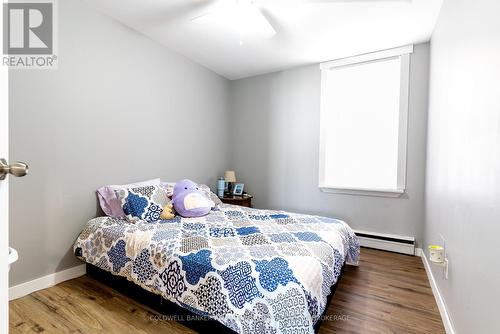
[74,204,359,334]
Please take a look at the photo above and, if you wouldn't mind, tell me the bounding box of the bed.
[74,204,359,334]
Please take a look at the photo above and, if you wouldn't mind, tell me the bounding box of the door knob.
[0,158,29,180]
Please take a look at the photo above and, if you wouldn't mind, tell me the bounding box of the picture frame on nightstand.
[232,183,244,195]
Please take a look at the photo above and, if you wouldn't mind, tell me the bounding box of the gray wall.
[424,0,500,332]
[9,0,230,286]
[229,43,430,245]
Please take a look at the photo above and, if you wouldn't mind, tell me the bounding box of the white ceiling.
[83,0,443,80]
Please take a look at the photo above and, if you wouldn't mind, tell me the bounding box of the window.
[319,45,412,197]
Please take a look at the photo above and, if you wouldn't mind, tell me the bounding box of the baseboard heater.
[354,230,415,255]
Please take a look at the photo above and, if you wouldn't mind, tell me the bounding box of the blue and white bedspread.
[74,204,359,334]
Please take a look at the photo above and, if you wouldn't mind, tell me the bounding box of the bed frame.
[86,263,345,334]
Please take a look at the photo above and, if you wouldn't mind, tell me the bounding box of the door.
[1,1,9,330]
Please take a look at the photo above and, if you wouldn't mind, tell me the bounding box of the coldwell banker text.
[2,0,58,69]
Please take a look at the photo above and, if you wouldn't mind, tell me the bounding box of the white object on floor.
[7,247,17,271]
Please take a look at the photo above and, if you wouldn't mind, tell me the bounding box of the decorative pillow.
[160,181,175,198]
[117,185,170,223]
[172,179,212,218]
[199,184,222,206]
[97,178,161,217]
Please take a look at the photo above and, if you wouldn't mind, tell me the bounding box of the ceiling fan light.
[192,1,276,39]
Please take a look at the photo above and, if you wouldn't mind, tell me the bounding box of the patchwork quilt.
[74,204,359,334]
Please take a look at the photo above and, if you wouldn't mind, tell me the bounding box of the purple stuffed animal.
[172,179,212,218]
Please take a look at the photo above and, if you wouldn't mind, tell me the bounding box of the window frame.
[318,45,413,197]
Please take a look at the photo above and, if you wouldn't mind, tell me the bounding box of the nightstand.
[219,194,253,208]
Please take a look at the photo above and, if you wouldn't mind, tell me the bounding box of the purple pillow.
[172,179,212,218]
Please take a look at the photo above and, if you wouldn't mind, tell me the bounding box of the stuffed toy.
[172,179,212,218]
[160,202,175,220]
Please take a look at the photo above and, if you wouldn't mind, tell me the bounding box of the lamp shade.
[224,170,236,182]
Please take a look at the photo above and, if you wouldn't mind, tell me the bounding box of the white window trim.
[318,45,413,197]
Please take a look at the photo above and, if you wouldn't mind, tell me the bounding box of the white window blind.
[319,46,412,196]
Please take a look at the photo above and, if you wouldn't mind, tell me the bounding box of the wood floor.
[9,248,445,334]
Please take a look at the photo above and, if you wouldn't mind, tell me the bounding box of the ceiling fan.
[191,0,410,44]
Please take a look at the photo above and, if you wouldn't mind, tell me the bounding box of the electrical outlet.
[444,259,449,280]
[439,234,448,280]
[439,234,446,254]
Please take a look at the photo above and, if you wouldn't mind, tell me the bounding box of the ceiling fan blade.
[259,7,283,34]
[141,0,219,28]
[260,0,410,6]
[306,0,411,2]
[258,7,297,46]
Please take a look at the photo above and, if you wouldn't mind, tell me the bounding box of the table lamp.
[224,170,236,195]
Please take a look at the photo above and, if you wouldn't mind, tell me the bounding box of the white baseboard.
[9,264,86,301]
[415,248,455,334]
